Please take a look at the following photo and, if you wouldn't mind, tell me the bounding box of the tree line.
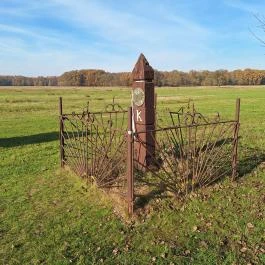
[0,75,58,86]
[1,68,265,87]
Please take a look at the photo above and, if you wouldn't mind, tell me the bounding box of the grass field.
[0,86,265,265]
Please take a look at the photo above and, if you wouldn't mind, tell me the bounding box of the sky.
[1,0,265,76]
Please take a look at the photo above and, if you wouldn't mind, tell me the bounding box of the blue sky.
[0,0,265,76]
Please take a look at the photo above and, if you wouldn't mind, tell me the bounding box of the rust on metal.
[60,98,128,190]
[127,107,134,215]
[232,98,240,180]
[59,97,65,168]
[133,101,240,197]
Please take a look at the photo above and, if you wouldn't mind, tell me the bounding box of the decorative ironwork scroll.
[133,100,240,198]
[60,98,128,190]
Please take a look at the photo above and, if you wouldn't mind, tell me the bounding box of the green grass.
[0,86,265,264]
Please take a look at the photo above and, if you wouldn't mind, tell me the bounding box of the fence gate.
[59,98,128,194]
[130,100,240,214]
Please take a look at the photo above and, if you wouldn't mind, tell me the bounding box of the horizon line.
[2,66,265,78]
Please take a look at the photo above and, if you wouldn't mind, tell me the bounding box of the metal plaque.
[132,87,145,106]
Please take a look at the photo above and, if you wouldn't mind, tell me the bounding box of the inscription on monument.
[136,110,142,122]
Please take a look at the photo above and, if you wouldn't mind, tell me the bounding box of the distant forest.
[1,68,265,87]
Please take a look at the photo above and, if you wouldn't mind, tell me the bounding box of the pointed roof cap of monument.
[132,53,154,81]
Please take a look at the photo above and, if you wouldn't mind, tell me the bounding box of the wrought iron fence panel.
[60,99,128,192]
[133,102,239,198]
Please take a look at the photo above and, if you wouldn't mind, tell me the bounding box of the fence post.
[232,98,240,180]
[127,107,134,216]
[59,97,65,168]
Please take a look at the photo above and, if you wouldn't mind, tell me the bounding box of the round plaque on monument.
[132,87,145,107]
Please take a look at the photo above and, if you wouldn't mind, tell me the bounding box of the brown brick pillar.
[132,54,155,168]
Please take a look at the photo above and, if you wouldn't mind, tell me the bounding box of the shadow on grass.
[134,188,168,210]
[237,146,265,178]
[0,132,59,147]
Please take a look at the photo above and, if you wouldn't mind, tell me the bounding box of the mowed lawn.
[0,86,265,265]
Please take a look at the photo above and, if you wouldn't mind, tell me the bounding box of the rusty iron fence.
[59,98,128,194]
[59,98,240,215]
[131,100,240,211]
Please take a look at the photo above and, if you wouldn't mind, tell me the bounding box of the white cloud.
[1,0,265,75]
[43,0,215,69]
[0,23,60,43]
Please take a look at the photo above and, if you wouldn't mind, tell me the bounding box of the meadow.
[0,86,265,264]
